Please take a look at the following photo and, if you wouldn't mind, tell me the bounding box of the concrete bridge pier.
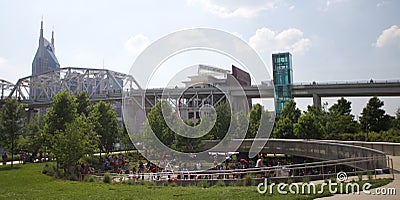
[313,93,321,107]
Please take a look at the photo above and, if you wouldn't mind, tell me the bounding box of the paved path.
[317,155,400,200]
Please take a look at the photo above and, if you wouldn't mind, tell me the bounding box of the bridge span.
[292,80,400,106]
[1,67,400,109]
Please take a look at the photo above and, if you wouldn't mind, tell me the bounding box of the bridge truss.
[0,79,14,100]
[7,67,139,107]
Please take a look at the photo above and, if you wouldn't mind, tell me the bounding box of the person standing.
[2,152,7,165]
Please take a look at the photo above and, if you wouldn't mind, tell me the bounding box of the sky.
[0,0,399,116]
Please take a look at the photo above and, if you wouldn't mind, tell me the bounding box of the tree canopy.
[0,98,27,167]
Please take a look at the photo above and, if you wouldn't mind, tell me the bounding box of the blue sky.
[0,0,399,115]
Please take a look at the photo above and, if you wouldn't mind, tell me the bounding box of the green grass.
[0,163,393,200]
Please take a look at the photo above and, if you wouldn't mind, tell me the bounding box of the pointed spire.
[51,27,55,53]
[39,18,45,58]
[40,17,44,39]
[51,27,54,45]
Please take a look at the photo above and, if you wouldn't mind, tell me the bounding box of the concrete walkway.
[317,155,399,200]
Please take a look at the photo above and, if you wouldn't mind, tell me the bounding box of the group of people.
[18,149,46,164]
[1,150,47,165]
[80,161,96,181]
[103,153,131,174]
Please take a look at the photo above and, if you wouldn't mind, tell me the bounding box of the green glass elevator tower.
[272,52,293,117]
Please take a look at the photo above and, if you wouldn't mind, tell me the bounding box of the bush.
[302,176,311,183]
[42,164,55,177]
[357,172,363,182]
[124,179,136,185]
[66,173,79,181]
[367,171,373,181]
[215,180,225,187]
[103,173,112,184]
[147,181,156,187]
[228,181,238,187]
[197,180,210,188]
[243,174,255,186]
[85,175,95,182]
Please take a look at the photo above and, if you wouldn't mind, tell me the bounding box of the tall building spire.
[40,19,44,40]
[39,18,45,61]
[51,28,55,53]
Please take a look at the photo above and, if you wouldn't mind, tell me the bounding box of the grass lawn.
[0,163,392,200]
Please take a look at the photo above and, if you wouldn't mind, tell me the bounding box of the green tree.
[0,98,27,167]
[120,123,134,151]
[41,90,99,176]
[42,90,77,143]
[279,99,301,123]
[76,91,90,116]
[273,117,294,138]
[52,115,98,176]
[294,112,321,139]
[247,104,262,138]
[145,100,175,146]
[173,119,205,153]
[395,108,400,130]
[360,97,391,132]
[209,102,231,140]
[246,103,273,138]
[325,98,359,138]
[90,101,119,156]
[273,100,301,138]
[231,112,248,139]
[329,97,352,116]
[25,115,45,153]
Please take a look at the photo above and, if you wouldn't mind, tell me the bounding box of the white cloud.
[187,0,278,18]
[374,25,400,48]
[288,5,295,11]
[249,27,312,55]
[124,34,150,54]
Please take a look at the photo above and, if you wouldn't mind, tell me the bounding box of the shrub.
[66,173,79,181]
[215,180,225,187]
[302,176,311,183]
[124,179,136,185]
[357,172,363,182]
[330,177,337,183]
[228,181,238,187]
[367,171,373,181]
[42,164,55,177]
[197,180,210,188]
[103,173,112,184]
[243,174,255,186]
[147,181,156,187]
[85,175,95,182]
